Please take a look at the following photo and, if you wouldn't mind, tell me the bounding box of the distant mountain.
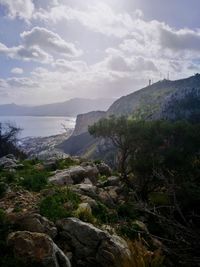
[0,98,114,117]
[60,74,200,157]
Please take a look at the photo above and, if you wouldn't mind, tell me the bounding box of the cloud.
[52,59,88,72]
[21,27,82,57]
[34,3,140,38]
[11,68,24,74]
[160,27,200,52]
[0,0,34,21]
[0,27,81,64]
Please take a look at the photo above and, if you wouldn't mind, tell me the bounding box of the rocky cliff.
[73,111,106,136]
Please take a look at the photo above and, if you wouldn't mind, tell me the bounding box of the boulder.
[49,165,99,186]
[49,170,73,186]
[8,213,57,239]
[56,218,130,267]
[73,184,98,199]
[96,162,112,176]
[7,231,71,267]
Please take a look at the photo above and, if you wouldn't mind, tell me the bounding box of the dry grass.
[123,236,165,267]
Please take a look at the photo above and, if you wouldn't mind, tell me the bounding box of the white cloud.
[11,68,24,74]
[0,27,81,64]
[21,27,82,57]
[0,0,34,21]
[34,3,138,38]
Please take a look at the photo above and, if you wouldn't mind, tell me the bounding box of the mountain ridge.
[0,98,114,117]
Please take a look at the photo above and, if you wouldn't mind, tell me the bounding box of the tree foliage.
[89,117,200,200]
[0,122,23,158]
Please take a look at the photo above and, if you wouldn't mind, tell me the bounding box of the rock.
[82,178,93,185]
[0,155,18,169]
[7,231,71,267]
[49,165,99,186]
[8,213,57,239]
[73,184,98,199]
[49,170,74,186]
[96,162,112,176]
[79,195,98,209]
[104,176,121,187]
[98,190,115,208]
[56,218,130,267]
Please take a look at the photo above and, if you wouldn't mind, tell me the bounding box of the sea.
[0,116,76,138]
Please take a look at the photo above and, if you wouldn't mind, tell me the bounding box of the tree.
[0,122,24,158]
[89,116,132,179]
[89,117,200,200]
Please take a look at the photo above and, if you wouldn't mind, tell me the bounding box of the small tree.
[89,116,132,179]
[0,122,23,158]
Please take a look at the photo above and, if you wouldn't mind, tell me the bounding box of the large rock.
[96,162,112,176]
[56,218,130,267]
[49,165,99,186]
[0,155,19,170]
[7,231,71,267]
[8,213,57,239]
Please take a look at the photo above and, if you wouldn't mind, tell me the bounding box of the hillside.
[108,73,200,119]
[0,98,114,117]
[60,74,200,157]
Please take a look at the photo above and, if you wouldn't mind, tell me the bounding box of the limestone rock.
[7,231,71,267]
[49,165,99,186]
[8,213,57,239]
[56,217,130,267]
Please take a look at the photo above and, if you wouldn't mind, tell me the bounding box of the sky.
[0,0,200,105]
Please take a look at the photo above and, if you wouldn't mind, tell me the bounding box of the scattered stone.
[7,231,71,267]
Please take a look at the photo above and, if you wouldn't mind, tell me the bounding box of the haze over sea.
[0,116,76,138]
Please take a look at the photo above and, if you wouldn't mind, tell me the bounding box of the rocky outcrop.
[7,231,71,267]
[0,154,23,170]
[8,213,57,239]
[49,165,99,186]
[73,111,106,136]
[56,217,131,267]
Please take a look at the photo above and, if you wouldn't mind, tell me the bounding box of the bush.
[117,202,138,221]
[74,206,95,224]
[0,182,8,198]
[93,201,118,224]
[40,187,80,221]
[20,172,49,192]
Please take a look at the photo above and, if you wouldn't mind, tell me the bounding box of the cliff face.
[72,111,106,136]
[155,87,200,122]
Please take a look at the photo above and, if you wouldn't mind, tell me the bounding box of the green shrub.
[93,202,118,224]
[20,172,49,192]
[0,182,8,198]
[40,187,80,221]
[117,202,138,221]
[55,158,77,170]
[118,222,145,239]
